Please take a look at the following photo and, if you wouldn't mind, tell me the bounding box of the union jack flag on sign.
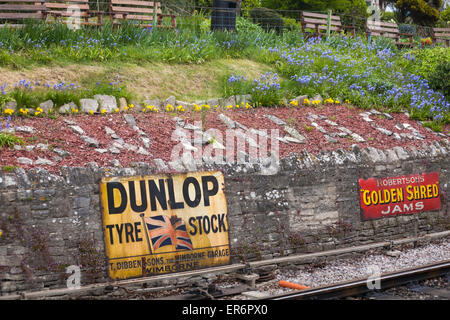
[145,215,193,251]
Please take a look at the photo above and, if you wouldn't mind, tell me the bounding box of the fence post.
[154,4,158,31]
[326,9,332,41]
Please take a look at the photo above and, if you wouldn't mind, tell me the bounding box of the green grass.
[0,132,23,148]
[1,165,18,172]
[0,59,273,105]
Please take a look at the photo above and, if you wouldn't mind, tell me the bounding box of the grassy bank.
[0,18,448,131]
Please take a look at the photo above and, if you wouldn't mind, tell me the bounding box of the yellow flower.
[145,105,153,112]
[20,108,28,115]
[304,98,311,105]
[334,100,340,104]
[324,98,334,104]
[290,100,299,107]
[72,108,78,113]
[115,108,119,113]
[89,110,94,115]
[4,108,14,115]
[193,104,202,112]
[202,104,210,110]
[177,105,184,112]
[245,102,252,109]
[226,105,233,110]
[166,104,174,112]
[235,104,239,108]
[101,109,106,114]
[345,99,350,104]
[128,104,134,109]
[124,106,129,111]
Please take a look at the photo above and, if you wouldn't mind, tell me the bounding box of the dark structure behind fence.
[211,0,236,31]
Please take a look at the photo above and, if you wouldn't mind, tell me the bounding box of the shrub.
[427,60,450,99]
[235,17,264,33]
[381,11,397,22]
[441,6,450,23]
[249,7,284,33]
[404,47,450,79]
[395,0,440,26]
[282,17,301,32]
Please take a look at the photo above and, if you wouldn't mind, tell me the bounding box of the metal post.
[140,213,153,255]
[414,215,419,248]
[326,9,332,41]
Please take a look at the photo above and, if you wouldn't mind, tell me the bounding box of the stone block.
[94,95,117,113]
[79,99,99,113]
[39,100,54,113]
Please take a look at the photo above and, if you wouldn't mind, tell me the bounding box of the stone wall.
[0,141,449,295]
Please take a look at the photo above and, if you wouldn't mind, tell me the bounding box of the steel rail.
[267,260,450,300]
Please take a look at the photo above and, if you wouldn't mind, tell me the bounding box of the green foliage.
[236,16,264,33]
[260,0,368,32]
[249,7,284,33]
[427,60,450,99]
[44,90,81,109]
[241,0,262,16]
[1,165,17,172]
[221,74,252,97]
[422,120,443,132]
[335,0,369,33]
[90,80,133,102]
[222,72,284,107]
[440,6,450,23]
[282,17,302,32]
[11,88,41,109]
[402,47,450,79]
[381,11,397,22]
[395,0,440,26]
[0,13,447,129]
[0,132,24,148]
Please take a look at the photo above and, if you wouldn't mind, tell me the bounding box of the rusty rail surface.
[268,260,450,300]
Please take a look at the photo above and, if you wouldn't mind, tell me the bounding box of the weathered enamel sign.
[359,172,441,220]
[100,171,229,280]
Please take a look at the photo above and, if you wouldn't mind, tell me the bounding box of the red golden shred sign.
[359,172,441,220]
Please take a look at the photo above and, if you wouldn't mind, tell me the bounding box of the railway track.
[267,260,450,300]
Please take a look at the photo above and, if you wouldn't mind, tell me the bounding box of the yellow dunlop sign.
[99,171,230,280]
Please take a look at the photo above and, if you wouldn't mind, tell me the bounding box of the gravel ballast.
[235,238,450,298]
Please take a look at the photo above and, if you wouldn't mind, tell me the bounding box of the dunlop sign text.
[100,171,230,280]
